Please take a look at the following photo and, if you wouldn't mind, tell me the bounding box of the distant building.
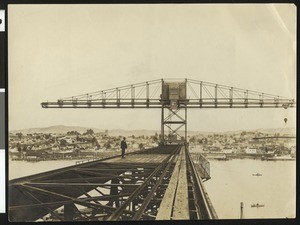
[212,140,222,149]
[245,148,257,154]
[223,148,234,154]
[284,142,296,149]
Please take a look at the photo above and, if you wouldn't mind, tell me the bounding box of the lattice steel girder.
[41,99,295,108]
[9,145,219,221]
[41,78,295,109]
[9,147,181,222]
[161,107,187,144]
[105,147,180,221]
[9,159,153,220]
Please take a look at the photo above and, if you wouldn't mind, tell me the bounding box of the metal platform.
[9,145,217,221]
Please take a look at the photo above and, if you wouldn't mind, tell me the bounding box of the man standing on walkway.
[120,137,127,158]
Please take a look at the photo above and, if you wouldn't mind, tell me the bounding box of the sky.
[8,4,296,132]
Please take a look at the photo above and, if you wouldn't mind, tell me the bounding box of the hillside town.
[188,131,296,160]
[9,129,296,162]
[9,129,159,162]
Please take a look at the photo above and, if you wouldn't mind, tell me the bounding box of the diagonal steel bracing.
[9,146,217,221]
[41,78,295,109]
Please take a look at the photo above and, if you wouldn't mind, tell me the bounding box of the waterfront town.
[9,128,296,162]
[188,130,296,160]
[9,129,158,162]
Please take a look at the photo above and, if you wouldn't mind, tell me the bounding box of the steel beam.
[9,146,219,221]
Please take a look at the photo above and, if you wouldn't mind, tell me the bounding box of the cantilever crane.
[41,78,295,145]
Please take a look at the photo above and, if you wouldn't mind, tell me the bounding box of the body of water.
[9,159,78,180]
[204,159,296,219]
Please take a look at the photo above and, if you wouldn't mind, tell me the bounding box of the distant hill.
[10,126,201,137]
[10,125,296,136]
[107,129,159,137]
[11,125,104,135]
[254,127,296,135]
[190,127,296,137]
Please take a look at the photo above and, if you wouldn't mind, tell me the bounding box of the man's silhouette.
[120,137,127,158]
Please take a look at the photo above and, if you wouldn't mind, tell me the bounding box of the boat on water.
[252,173,262,176]
[204,153,227,160]
[251,203,265,208]
[267,155,295,161]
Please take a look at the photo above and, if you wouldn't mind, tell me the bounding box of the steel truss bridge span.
[41,78,295,145]
[41,78,295,109]
[9,146,217,221]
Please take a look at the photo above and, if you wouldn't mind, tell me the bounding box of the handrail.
[186,149,218,219]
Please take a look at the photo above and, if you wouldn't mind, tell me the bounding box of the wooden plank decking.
[156,147,189,220]
[104,154,169,164]
[173,147,189,220]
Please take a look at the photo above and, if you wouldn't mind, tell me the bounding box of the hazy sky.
[8,4,296,132]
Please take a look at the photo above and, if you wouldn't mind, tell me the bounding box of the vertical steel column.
[160,79,165,144]
[185,106,187,143]
[168,109,172,136]
[229,87,233,108]
[146,82,149,108]
[131,85,135,108]
[102,91,106,107]
[185,79,188,143]
[117,88,120,107]
[260,93,264,107]
[244,90,248,108]
[64,203,75,221]
[199,82,202,108]
[87,94,91,107]
[72,97,77,106]
[275,96,279,107]
[161,106,165,144]
[240,202,244,219]
[215,85,218,108]
[259,94,263,107]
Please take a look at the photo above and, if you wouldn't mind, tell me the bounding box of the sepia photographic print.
[8,4,296,222]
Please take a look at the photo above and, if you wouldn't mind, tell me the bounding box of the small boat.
[266,155,295,161]
[251,203,265,208]
[252,173,262,176]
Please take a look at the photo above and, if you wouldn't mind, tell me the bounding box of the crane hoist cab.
[161,80,188,109]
